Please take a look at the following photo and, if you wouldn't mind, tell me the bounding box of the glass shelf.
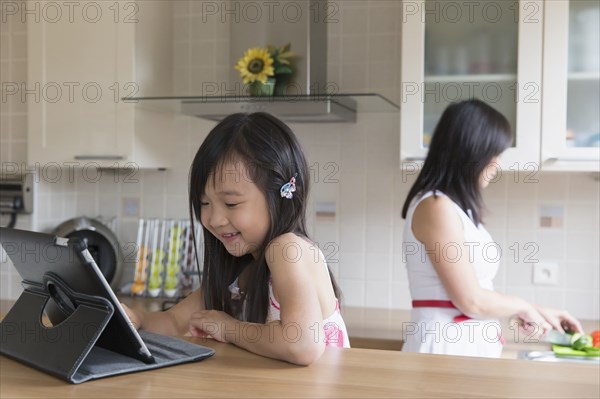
[124,93,399,123]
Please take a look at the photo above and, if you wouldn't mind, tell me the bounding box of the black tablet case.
[0,231,214,384]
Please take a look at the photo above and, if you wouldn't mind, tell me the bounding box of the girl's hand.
[189,310,237,343]
[122,303,143,330]
[536,305,583,334]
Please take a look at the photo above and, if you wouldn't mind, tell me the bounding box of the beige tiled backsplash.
[1,1,599,321]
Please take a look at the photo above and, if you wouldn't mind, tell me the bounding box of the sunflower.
[234,47,275,85]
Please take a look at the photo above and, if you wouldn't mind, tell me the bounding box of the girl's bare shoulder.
[265,233,319,267]
[268,232,314,248]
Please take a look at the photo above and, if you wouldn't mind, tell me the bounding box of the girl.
[125,112,350,365]
[401,99,582,357]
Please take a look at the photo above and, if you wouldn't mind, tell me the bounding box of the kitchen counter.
[114,298,600,356]
[1,300,599,398]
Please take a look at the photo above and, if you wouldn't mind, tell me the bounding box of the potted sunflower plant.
[234,43,294,96]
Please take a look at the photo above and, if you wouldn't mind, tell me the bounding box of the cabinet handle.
[546,157,600,162]
[403,157,425,161]
[74,155,125,161]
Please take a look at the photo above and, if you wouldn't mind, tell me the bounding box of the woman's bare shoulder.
[414,194,457,218]
[412,195,463,240]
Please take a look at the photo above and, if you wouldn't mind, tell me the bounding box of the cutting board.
[552,345,600,358]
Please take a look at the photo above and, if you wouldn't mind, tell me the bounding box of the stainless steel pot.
[53,217,123,289]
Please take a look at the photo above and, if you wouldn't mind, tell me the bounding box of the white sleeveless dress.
[401,191,503,358]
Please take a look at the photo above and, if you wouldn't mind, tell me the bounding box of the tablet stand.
[0,273,214,384]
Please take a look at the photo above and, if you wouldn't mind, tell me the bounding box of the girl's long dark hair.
[189,112,340,323]
[401,99,512,225]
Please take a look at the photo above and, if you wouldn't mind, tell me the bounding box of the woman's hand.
[516,305,584,340]
[517,305,553,339]
[189,310,238,343]
[536,305,583,334]
[121,303,144,330]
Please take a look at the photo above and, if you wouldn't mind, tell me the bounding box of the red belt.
[412,300,505,345]
[412,300,471,322]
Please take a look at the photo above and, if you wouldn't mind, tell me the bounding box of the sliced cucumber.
[572,335,593,351]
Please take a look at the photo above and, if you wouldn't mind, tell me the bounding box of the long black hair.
[401,99,512,225]
[189,112,340,323]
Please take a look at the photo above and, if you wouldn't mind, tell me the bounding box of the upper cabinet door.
[28,2,135,166]
[401,0,543,170]
[542,0,600,171]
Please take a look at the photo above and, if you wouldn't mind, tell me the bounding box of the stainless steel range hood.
[129,0,398,123]
[181,96,358,123]
[129,93,399,123]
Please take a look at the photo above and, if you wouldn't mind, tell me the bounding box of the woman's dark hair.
[189,112,340,323]
[401,99,512,225]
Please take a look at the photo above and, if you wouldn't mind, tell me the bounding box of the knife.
[543,330,572,346]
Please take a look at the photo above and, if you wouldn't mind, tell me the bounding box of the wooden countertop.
[2,336,599,398]
[1,300,599,398]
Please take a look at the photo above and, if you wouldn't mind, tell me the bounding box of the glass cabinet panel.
[422,0,519,148]
[566,0,600,148]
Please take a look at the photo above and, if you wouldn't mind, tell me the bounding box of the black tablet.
[0,228,154,364]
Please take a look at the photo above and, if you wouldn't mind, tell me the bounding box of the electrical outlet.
[532,262,559,285]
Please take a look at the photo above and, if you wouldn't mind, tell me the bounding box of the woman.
[401,99,582,357]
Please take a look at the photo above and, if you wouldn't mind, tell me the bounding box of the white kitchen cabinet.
[401,0,599,172]
[27,1,175,169]
[541,0,600,171]
[400,0,542,170]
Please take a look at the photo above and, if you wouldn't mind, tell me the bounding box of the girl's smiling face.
[200,161,270,258]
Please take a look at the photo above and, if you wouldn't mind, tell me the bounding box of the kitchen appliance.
[53,217,123,289]
[0,174,33,228]
[129,0,398,122]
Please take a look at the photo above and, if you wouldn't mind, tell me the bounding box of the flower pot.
[249,77,276,96]
[274,74,292,96]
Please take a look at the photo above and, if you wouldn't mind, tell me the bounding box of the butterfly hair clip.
[280,174,298,199]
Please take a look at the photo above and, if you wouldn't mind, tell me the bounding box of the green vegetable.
[583,346,600,354]
[553,345,600,358]
[569,333,582,345]
[572,335,593,350]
